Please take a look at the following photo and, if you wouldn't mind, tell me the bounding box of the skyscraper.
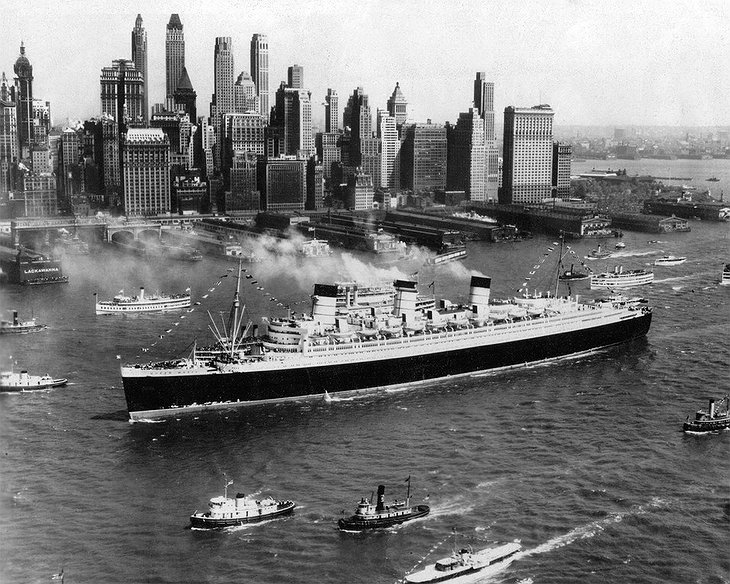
[211,37,235,127]
[13,43,33,160]
[131,14,148,122]
[173,67,197,123]
[447,108,486,201]
[123,128,171,215]
[325,88,338,133]
[250,34,269,120]
[287,64,304,89]
[346,87,378,185]
[166,14,185,100]
[386,82,408,128]
[552,142,572,198]
[99,59,145,125]
[0,73,18,193]
[377,109,400,190]
[234,72,258,113]
[272,83,313,158]
[474,72,498,201]
[501,105,554,204]
[401,122,447,192]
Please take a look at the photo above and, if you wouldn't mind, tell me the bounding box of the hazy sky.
[2,0,728,128]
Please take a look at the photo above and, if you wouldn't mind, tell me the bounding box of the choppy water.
[0,218,728,584]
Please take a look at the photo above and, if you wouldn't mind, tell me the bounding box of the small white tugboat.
[0,370,67,392]
[189,481,295,529]
[405,538,521,584]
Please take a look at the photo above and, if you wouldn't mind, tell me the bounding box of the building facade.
[173,67,197,123]
[166,14,185,100]
[234,72,258,113]
[273,84,313,158]
[401,122,447,192]
[501,105,554,204]
[447,108,486,201]
[347,169,374,210]
[287,65,304,89]
[250,34,269,120]
[315,132,341,180]
[325,88,338,133]
[0,73,18,193]
[378,110,400,190]
[386,82,408,129]
[13,43,34,160]
[227,151,259,211]
[264,157,306,212]
[100,60,145,125]
[131,14,148,122]
[22,172,57,217]
[552,142,572,198]
[122,128,170,216]
[474,72,498,202]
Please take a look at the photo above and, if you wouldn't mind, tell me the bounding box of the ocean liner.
[120,264,653,421]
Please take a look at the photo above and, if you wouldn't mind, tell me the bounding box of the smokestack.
[139,287,145,300]
[709,398,716,418]
[469,276,491,317]
[375,485,386,512]
[13,311,18,325]
[311,284,339,325]
[394,280,418,323]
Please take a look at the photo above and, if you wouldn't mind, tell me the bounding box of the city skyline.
[1,0,728,128]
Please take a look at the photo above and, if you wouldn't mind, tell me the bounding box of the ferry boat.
[95,287,191,314]
[720,264,730,286]
[683,396,730,433]
[299,238,332,258]
[426,245,468,265]
[654,255,687,266]
[338,479,429,531]
[590,266,654,289]
[0,370,67,392]
[0,246,68,285]
[189,481,295,529]
[405,540,521,583]
[119,262,653,421]
[0,310,47,334]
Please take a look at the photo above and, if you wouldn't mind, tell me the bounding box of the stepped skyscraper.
[166,14,185,100]
[250,34,269,120]
[131,14,148,122]
[13,43,33,160]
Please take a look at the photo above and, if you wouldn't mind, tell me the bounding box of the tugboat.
[0,370,67,392]
[0,310,47,334]
[558,263,590,281]
[405,537,521,583]
[338,478,430,531]
[683,396,730,433]
[189,481,295,529]
[586,244,612,259]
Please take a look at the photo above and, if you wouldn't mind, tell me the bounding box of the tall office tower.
[198,116,215,177]
[272,83,313,158]
[474,72,498,201]
[501,105,554,205]
[552,142,572,198]
[227,151,260,212]
[250,34,269,120]
[211,37,235,126]
[173,67,197,123]
[122,128,171,215]
[21,172,57,216]
[221,112,265,185]
[166,14,185,100]
[234,72,258,113]
[386,82,408,129]
[400,121,447,192]
[32,100,51,145]
[99,60,145,125]
[377,109,400,190]
[347,169,374,210]
[60,126,81,198]
[101,115,121,200]
[287,64,304,89]
[131,14,148,122]
[346,87,374,165]
[306,157,324,210]
[0,73,18,193]
[264,157,306,211]
[13,43,34,160]
[325,88,338,133]
[315,132,340,180]
[447,108,486,201]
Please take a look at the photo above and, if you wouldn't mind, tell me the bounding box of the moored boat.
[95,287,191,314]
[404,540,521,583]
[590,266,654,289]
[338,479,429,531]
[0,310,47,334]
[189,481,295,529]
[654,255,687,266]
[683,396,730,433]
[0,370,67,392]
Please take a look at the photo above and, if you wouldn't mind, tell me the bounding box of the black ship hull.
[189,501,295,529]
[338,504,430,531]
[683,418,730,433]
[122,311,652,419]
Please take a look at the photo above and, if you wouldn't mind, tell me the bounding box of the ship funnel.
[394,280,418,324]
[375,485,386,512]
[709,398,716,418]
[311,283,339,325]
[139,287,145,299]
[12,311,18,325]
[469,276,491,317]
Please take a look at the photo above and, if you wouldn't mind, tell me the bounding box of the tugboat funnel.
[709,398,715,418]
[13,311,18,325]
[375,485,386,512]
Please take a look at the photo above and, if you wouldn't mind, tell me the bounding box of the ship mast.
[554,232,564,299]
[228,261,243,358]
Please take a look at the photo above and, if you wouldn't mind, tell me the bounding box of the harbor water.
[0,217,728,583]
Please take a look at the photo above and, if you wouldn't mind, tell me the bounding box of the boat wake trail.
[516,498,665,560]
[426,495,476,520]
